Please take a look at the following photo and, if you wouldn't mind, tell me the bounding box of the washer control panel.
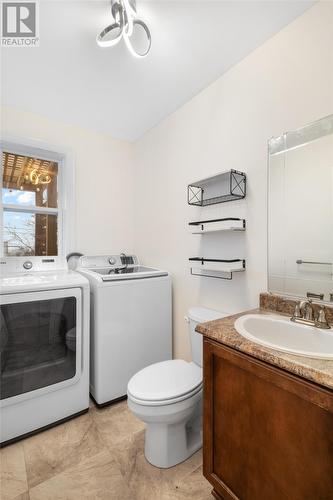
[79,254,139,270]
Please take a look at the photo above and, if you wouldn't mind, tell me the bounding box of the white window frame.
[0,137,75,258]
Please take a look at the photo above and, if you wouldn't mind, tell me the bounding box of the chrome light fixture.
[97,0,151,58]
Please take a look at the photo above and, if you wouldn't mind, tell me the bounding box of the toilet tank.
[187,307,228,367]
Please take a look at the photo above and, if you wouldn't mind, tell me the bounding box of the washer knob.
[23,261,33,270]
[108,257,116,265]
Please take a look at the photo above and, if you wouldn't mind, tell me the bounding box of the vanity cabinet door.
[203,338,333,500]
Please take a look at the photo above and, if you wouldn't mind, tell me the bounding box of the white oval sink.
[234,314,333,360]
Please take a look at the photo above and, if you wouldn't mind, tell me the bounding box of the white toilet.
[127,307,227,468]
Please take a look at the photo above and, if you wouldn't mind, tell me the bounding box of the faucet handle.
[315,306,331,329]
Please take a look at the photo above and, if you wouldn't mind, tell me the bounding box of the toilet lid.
[127,360,202,403]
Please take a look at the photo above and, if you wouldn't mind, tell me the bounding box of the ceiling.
[1,0,314,141]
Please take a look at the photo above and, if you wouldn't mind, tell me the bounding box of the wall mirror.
[268,114,333,303]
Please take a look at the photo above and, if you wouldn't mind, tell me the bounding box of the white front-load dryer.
[0,257,90,445]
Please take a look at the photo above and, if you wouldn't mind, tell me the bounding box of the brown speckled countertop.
[196,308,333,391]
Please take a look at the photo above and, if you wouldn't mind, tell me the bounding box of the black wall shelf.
[189,257,246,280]
[188,170,246,207]
[189,217,246,233]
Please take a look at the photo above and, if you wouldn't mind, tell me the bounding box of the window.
[1,149,61,257]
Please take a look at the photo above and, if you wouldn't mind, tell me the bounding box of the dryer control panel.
[0,257,68,274]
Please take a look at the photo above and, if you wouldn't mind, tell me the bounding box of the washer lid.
[93,266,168,281]
[128,360,202,402]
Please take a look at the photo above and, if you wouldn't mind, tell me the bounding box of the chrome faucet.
[291,300,331,329]
[300,300,314,321]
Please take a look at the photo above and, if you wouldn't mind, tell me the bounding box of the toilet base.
[128,391,202,469]
[145,416,202,468]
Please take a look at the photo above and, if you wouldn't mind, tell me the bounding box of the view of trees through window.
[2,151,59,257]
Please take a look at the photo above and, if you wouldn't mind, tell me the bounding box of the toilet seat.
[128,383,202,406]
[127,359,202,406]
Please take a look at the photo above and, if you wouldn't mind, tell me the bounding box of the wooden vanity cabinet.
[203,338,333,500]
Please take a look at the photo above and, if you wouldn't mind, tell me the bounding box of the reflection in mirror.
[268,114,333,303]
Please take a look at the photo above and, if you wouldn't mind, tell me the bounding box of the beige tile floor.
[0,399,212,500]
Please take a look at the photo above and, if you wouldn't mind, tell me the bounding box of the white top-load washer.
[77,254,172,406]
[0,257,90,445]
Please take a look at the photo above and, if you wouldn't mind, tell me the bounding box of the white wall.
[1,106,134,256]
[133,1,333,360]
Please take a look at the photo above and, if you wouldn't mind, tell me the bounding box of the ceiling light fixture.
[97,0,151,58]
[29,169,51,186]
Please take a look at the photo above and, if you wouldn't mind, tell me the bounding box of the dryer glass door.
[0,288,82,401]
